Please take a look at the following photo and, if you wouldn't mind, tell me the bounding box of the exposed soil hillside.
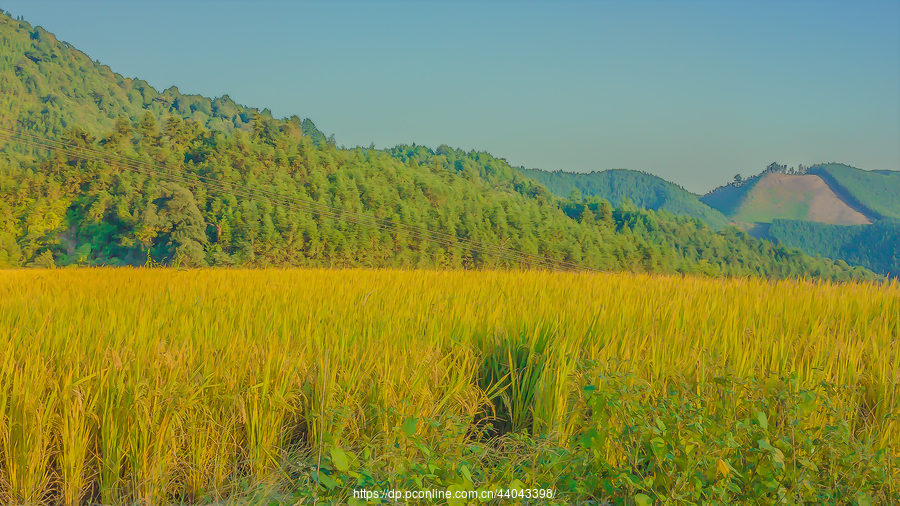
[725,173,871,225]
[808,164,899,221]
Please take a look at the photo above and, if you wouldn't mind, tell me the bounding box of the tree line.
[768,219,899,278]
[0,114,876,281]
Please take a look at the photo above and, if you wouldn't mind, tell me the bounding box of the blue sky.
[3,0,899,193]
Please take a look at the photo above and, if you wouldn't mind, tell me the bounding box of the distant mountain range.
[523,163,899,276]
[0,10,887,280]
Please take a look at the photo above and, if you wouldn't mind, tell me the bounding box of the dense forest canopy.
[0,11,878,280]
[768,219,900,278]
[0,13,286,138]
[2,115,874,281]
[521,168,730,229]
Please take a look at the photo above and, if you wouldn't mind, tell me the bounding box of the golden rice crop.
[0,268,897,504]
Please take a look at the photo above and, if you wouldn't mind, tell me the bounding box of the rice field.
[0,268,898,504]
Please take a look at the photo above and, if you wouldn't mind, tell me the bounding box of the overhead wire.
[0,127,601,273]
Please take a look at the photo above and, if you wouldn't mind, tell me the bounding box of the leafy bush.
[287,373,897,505]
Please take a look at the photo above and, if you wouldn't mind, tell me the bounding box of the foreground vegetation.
[0,268,897,505]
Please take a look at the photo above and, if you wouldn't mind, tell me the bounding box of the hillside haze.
[0,11,879,281]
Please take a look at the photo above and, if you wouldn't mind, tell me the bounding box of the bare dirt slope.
[734,173,871,225]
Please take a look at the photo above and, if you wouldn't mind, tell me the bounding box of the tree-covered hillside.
[1,117,874,280]
[768,219,900,278]
[0,12,329,139]
[806,164,900,221]
[521,168,730,229]
[0,11,876,280]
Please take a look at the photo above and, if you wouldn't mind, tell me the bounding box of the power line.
[0,127,601,273]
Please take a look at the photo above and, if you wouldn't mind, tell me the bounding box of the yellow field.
[0,268,898,504]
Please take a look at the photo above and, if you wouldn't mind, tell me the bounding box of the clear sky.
[3,0,899,193]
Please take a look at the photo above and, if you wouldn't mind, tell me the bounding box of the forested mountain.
[3,120,871,280]
[768,219,900,278]
[0,11,877,280]
[0,13,327,139]
[521,168,730,229]
[538,162,897,277]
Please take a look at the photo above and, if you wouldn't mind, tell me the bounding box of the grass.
[731,188,813,224]
[0,268,897,504]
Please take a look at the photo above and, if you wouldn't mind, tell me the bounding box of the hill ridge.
[0,10,881,281]
[699,163,895,227]
[0,14,329,140]
[520,167,730,230]
[807,167,883,222]
[805,163,900,222]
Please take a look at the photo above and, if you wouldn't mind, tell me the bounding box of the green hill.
[521,168,730,229]
[768,219,900,278]
[806,164,900,221]
[0,13,331,140]
[0,11,875,281]
[701,174,763,218]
